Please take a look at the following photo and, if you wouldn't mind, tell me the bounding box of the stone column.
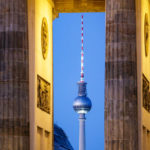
[105,0,138,150]
[0,0,29,150]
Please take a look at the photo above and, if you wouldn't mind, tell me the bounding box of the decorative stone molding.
[144,13,150,57]
[52,8,59,20]
[37,75,50,114]
[41,17,49,60]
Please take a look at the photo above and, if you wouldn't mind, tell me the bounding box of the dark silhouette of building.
[54,124,74,150]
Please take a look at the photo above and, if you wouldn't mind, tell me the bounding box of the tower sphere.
[73,82,92,114]
[73,95,92,114]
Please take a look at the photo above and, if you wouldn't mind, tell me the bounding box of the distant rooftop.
[54,124,74,150]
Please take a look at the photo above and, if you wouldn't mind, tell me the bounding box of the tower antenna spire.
[73,14,92,150]
[80,15,84,82]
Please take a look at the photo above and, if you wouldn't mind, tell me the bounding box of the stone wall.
[105,0,138,149]
[0,0,29,149]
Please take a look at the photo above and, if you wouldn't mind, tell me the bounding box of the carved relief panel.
[37,75,50,113]
[144,13,150,57]
[41,17,49,60]
[143,74,150,112]
[144,0,150,57]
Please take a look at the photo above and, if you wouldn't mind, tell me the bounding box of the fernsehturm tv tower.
[73,15,92,150]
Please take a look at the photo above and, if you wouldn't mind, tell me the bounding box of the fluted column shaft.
[105,0,138,150]
[0,0,29,150]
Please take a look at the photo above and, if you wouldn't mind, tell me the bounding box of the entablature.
[53,0,105,13]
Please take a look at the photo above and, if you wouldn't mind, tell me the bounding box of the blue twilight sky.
[53,13,105,150]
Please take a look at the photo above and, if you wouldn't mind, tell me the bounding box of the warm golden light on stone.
[28,0,54,149]
[2,0,150,149]
[41,17,49,60]
[54,0,105,13]
[144,13,149,57]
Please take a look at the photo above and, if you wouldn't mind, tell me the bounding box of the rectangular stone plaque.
[37,75,50,114]
[143,74,150,112]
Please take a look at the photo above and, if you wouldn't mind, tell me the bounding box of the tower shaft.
[79,114,86,150]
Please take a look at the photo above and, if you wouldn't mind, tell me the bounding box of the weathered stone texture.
[105,0,138,150]
[0,0,29,150]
